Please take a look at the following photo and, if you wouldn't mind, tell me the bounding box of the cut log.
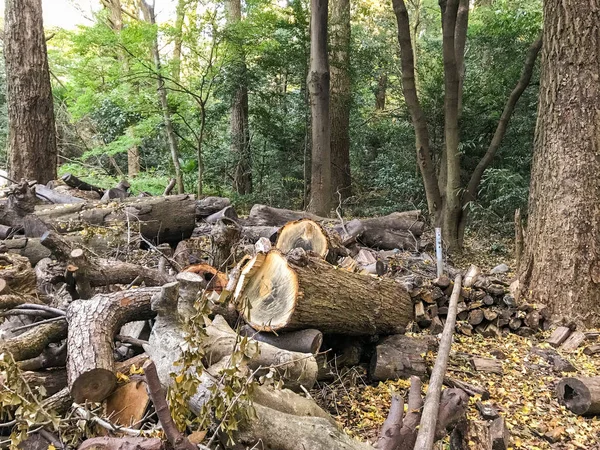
[370,334,438,381]
[463,265,481,288]
[584,344,600,356]
[469,357,503,375]
[34,184,85,204]
[560,331,587,352]
[195,196,231,218]
[61,173,105,195]
[246,204,327,226]
[205,205,239,224]
[211,218,241,269]
[0,321,67,362]
[556,377,600,415]
[468,309,484,326]
[239,325,323,354]
[234,248,412,335]
[33,195,196,244]
[66,287,160,403]
[275,219,329,258]
[490,417,510,450]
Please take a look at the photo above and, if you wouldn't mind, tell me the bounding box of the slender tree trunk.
[307,0,331,216]
[375,73,387,110]
[329,0,351,203]
[140,0,184,194]
[407,0,421,89]
[172,0,186,82]
[440,0,461,252]
[226,0,252,195]
[391,0,442,218]
[518,0,600,327]
[4,0,57,184]
[197,106,207,197]
[102,0,140,177]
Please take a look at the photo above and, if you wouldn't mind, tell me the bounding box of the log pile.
[2,175,586,450]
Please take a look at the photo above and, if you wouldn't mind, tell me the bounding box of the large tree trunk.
[234,248,412,335]
[307,0,331,216]
[140,1,184,194]
[518,0,600,327]
[4,0,57,184]
[329,0,351,202]
[226,0,252,195]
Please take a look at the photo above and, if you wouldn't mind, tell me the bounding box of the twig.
[11,316,66,333]
[13,304,66,316]
[72,403,147,437]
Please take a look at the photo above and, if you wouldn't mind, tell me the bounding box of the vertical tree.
[225,0,252,195]
[330,0,351,202]
[172,0,187,82]
[140,0,184,194]
[101,0,140,177]
[518,0,600,326]
[4,0,57,184]
[391,0,541,251]
[307,0,331,216]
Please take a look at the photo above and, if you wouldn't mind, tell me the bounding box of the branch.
[391,0,442,215]
[463,35,542,206]
[413,274,462,450]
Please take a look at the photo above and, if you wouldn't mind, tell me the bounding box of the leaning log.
[234,248,412,335]
[66,287,160,403]
[32,195,196,243]
[556,377,600,416]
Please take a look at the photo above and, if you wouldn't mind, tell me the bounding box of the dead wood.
[239,325,323,354]
[211,218,241,269]
[235,248,412,335]
[414,274,462,450]
[61,173,105,196]
[22,368,67,396]
[66,287,160,402]
[34,184,85,205]
[370,334,438,381]
[0,320,67,361]
[196,196,231,218]
[556,377,600,416]
[18,342,66,371]
[205,205,238,224]
[246,204,328,226]
[78,437,163,450]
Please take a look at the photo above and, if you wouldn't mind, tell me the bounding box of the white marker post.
[435,227,443,278]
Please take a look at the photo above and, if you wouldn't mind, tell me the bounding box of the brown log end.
[275,219,329,258]
[71,368,116,403]
[556,377,600,416]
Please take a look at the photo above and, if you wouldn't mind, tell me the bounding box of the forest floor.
[312,233,600,450]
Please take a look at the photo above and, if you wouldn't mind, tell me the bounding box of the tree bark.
[307,0,331,216]
[172,0,186,82]
[235,248,412,335]
[140,1,184,194]
[4,0,57,184]
[226,0,252,195]
[329,0,351,201]
[391,0,441,217]
[518,1,600,327]
[66,287,159,402]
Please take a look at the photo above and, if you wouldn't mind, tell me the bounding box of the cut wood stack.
[407,264,551,337]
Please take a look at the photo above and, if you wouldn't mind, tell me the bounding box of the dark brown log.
[584,344,600,356]
[370,335,437,381]
[376,394,404,450]
[556,377,600,415]
[468,309,484,326]
[61,173,105,195]
[444,377,490,400]
[66,287,160,402]
[34,195,196,244]
[490,417,510,450]
[560,331,586,352]
[78,437,163,450]
[205,205,239,224]
[196,196,231,218]
[239,325,323,354]
[235,248,412,335]
[22,368,67,396]
[508,318,522,330]
[0,320,67,361]
[18,342,66,371]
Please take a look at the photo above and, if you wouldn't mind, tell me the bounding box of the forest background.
[0,0,541,238]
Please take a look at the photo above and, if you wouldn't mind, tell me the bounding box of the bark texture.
[307,0,331,216]
[329,0,351,201]
[518,0,600,326]
[4,0,57,184]
[226,0,252,195]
